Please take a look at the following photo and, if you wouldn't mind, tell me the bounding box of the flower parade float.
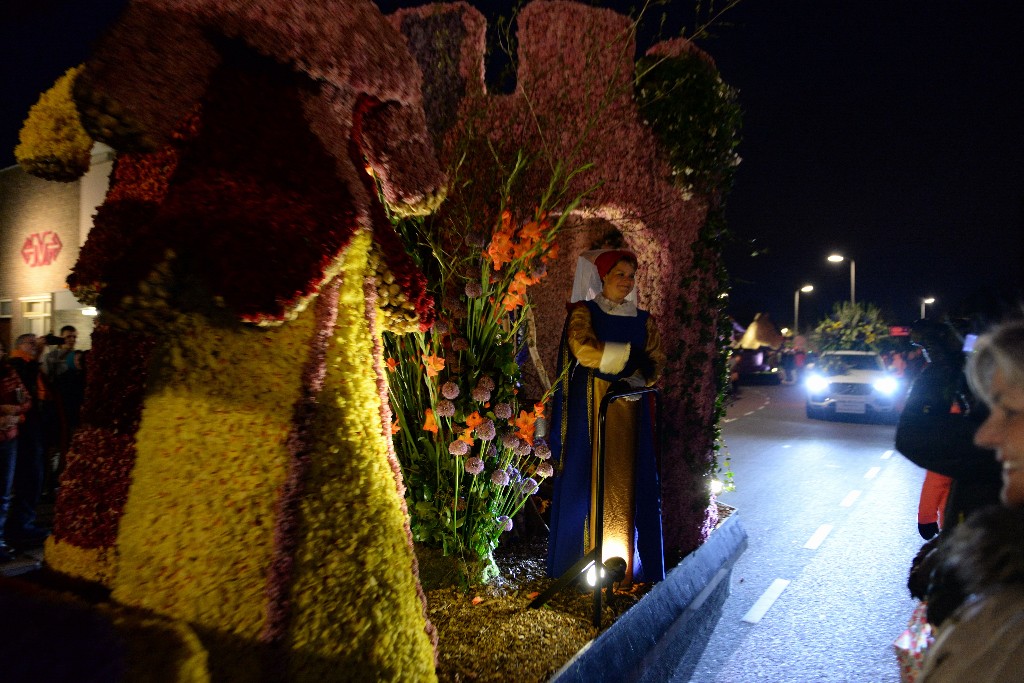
[6,0,747,680]
[9,0,447,680]
[384,3,748,679]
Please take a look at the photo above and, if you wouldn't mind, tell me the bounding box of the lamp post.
[794,284,813,336]
[920,297,935,319]
[827,254,856,305]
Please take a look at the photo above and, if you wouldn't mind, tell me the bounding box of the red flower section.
[80,325,157,433]
[153,48,361,322]
[53,325,157,549]
[53,427,138,548]
[69,110,199,304]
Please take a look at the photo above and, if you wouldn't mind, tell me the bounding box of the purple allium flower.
[465,456,485,475]
[501,433,520,450]
[435,399,456,418]
[471,386,491,403]
[475,419,496,441]
[491,469,509,486]
[434,320,450,335]
[449,440,470,456]
[465,231,487,249]
[506,466,522,484]
[515,440,533,457]
[465,281,483,298]
[452,337,470,352]
[520,478,540,496]
[441,382,460,400]
[494,402,513,420]
[486,444,498,459]
[533,439,552,460]
[497,515,513,532]
[536,462,554,479]
[477,375,496,391]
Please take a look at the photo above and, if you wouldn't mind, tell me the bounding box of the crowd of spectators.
[0,326,87,563]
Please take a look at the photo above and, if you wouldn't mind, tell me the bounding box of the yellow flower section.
[15,65,94,181]
[44,536,117,585]
[112,305,317,669]
[286,230,437,682]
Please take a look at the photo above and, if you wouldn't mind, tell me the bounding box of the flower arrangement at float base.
[383,152,591,576]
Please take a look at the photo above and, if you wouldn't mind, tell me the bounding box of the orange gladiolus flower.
[386,357,398,372]
[502,291,526,312]
[540,242,560,263]
[422,354,445,377]
[458,427,475,445]
[488,232,514,271]
[511,240,531,260]
[465,411,485,429]
[533,402,546,419]
[519,220,544,243]
[514,271,537,289]
[423,409,439,434]
[515,410,537,446]
[391,420,401,435]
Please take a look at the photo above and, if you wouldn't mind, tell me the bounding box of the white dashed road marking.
[881,449,894,459]
[803,525,833,550]
[840,490,862,507]
[742,579,791,624]
[864,467,881,480]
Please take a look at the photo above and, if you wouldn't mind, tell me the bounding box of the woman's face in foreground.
[601,261,636,303]
[975,368,1024,508]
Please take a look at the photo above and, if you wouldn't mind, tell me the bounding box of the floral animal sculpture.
[14,0,446,680]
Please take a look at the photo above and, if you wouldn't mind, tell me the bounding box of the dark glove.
[918,522,940,540]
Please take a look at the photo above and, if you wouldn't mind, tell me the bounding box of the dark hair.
[60,325,77,334]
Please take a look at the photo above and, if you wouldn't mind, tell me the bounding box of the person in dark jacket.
[0,342,33,561]
[896,319,1001,532]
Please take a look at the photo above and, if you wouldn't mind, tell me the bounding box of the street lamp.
[920,297,935,319]
[794,285,813,336]
[827,254,856,305]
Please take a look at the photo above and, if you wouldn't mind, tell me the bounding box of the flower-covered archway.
[391,0,739,563]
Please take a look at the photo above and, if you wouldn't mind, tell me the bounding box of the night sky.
[2,1,1021,329]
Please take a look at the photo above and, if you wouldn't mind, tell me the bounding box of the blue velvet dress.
[546,299,665,583]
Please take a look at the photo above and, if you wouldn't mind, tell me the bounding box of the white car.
[804,350,902,421]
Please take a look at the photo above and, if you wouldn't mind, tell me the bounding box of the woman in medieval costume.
[546,249,666,584]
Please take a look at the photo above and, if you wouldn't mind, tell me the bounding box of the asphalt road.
[687,382,926,683]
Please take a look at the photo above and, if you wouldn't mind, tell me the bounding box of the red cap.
[594,250,636,279]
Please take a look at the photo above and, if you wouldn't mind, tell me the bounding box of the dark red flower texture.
[54,427,138,548]
[149,45,359,322]
[54,325,158,548]
[80,325,157,432]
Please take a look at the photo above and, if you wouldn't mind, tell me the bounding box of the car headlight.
[805,374,830,394]
[873,376,899,396]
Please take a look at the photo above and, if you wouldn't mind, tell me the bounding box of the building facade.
[0,144,112,350]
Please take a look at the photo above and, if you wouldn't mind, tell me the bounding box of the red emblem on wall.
[21,231,63,267]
